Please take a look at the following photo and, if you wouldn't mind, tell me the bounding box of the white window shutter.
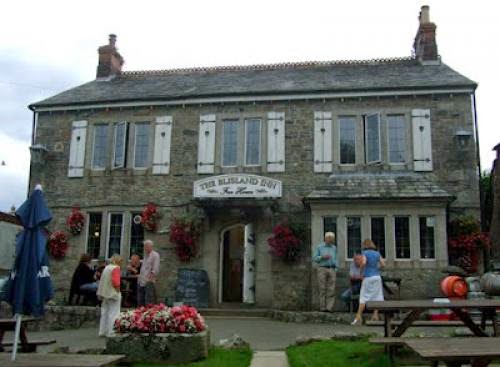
[412,109,433,171]
[197,114,216,174]
[68,120,88,177]
[314,111,333,172]
[152,116,173,175]
[267,112,285,172]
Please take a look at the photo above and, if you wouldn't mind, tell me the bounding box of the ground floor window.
[347,216,361,258]
[130,213,145,257]
[371,217,386,257]
[87,213,102,259]
[419,216,435,259]
[323,217,337,238]
[107,213,123,258]
[395,216,411,259]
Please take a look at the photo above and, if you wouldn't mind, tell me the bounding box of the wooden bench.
[0,353,125,367]
[1,339,56,352]
[366,320,495,327]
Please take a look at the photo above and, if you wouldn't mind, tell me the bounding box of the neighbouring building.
[0,211,21,273]
[490,143,500,265]
[28,6,480,309]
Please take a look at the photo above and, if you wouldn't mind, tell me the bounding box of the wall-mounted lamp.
[455,130,473,148]
[29,144,48,164]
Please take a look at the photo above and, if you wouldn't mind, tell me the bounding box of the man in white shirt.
[138,240,160,305]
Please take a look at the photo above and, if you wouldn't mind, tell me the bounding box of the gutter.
[29,86,477,113]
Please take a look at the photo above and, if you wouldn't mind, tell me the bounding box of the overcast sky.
[0,0,498,211]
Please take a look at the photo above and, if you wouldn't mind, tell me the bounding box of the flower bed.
[106,304,209,364]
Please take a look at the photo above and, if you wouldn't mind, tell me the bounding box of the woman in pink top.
[97,255,122,337]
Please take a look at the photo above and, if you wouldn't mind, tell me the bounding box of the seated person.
[69,254,98,304]
[76,254,98,292]
[125,254,142,306]
[340,253,363,309]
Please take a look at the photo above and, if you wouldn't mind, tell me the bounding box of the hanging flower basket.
[169,218,199,262]
[67,207,85,235]
[448,232,491,274]
[48,231,69,259]
[141,202,159,232]
[267,224,301,262]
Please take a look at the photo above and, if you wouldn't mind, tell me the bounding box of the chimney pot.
[420,5,430,24]
[109,34,117,47]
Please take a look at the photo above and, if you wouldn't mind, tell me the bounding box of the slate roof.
[30,58,476,109]
[305,173,452,201]
[0,211,21,225]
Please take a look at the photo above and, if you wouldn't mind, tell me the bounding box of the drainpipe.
[471,92,488,269]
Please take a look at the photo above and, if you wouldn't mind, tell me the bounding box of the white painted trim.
[32,88,475,112]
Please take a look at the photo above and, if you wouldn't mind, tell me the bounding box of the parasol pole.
[11,314,22,361]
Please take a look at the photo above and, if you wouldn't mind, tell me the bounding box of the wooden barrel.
[440,276,468,298]
[480,273,500,296]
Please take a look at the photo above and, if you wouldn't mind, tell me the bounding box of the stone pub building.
[28,6,480,310]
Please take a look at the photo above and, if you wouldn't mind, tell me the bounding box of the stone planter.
[105,330,210,364]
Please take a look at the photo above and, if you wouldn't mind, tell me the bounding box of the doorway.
[221,225,244,303]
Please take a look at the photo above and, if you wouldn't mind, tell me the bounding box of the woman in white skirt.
[351,239,385,325]
[97,255,122,337]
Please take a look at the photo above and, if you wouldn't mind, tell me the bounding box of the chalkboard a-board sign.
[175,268,209,308]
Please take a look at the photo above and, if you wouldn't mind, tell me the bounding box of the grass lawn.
[286,339,393,367]
[130,346,253,367]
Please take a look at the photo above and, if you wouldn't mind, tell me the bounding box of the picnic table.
[404,337,500,367]
[0,317,55,352]
[366,299,500,337]
[0,353,125,367]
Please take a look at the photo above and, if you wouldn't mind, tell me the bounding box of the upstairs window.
[364,114,381,164]
[339,117,356,164]
[113,122,128,169]
[222,120,238,166]
[134,123,150,168]
[245,119,261,166]
[387,115,406,163]
[92,124,108,169]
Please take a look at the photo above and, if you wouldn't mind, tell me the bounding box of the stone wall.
[30,93,479,309]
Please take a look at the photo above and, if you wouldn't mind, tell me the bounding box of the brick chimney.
[96,34,124,78]
[413,6,439,64]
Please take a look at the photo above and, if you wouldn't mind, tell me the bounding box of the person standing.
[351,239,385,325]
[138,240,160,306]
[126,254,142,306]
[97,255,122,337]
[313,232,338,312]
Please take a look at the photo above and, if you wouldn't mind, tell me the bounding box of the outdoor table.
[0,317,39,352]
[404,337,500,367]
[366,299,500,337]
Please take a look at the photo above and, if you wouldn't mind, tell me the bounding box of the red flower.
[48,231,69,259]
[169,218,199,262]
[66,208,85,235]
[141,203,159,232]
[267,224,301,262]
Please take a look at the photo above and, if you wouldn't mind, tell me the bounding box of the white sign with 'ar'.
[193,174,282,198]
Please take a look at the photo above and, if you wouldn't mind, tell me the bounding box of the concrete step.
[250,351,289,367]
[199,308,270,318]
